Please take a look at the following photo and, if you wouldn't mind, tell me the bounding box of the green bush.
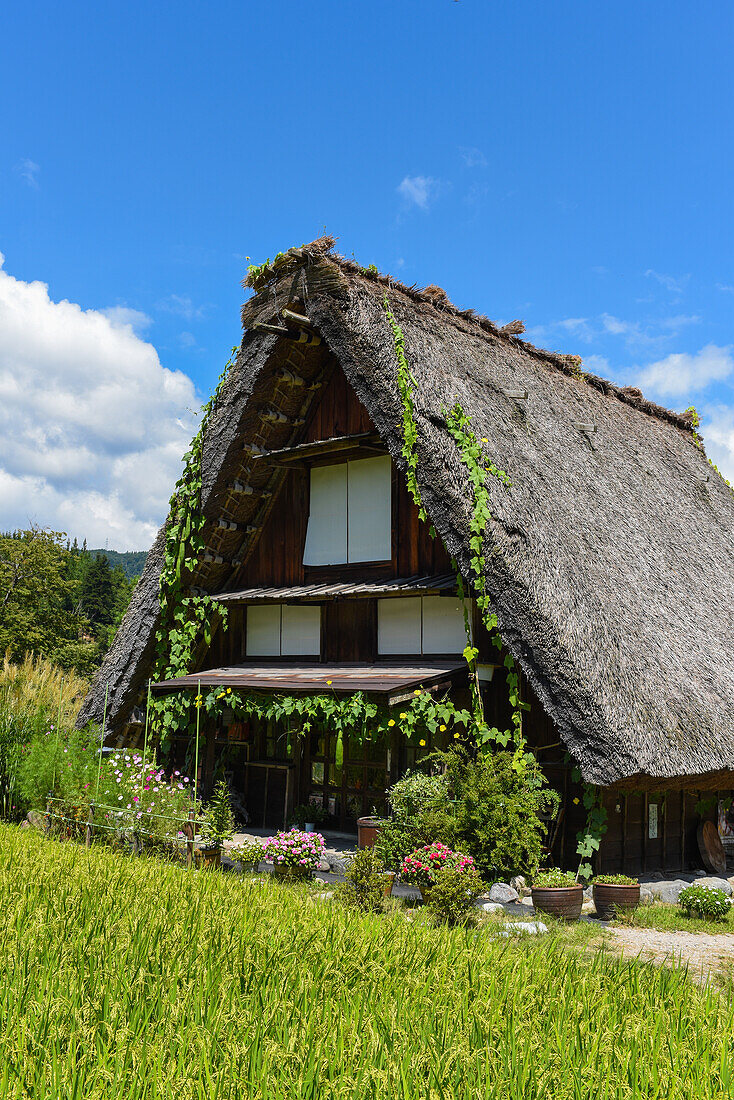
[14,722,100,815]
[679,884,731,921]
[374,820,419,870]
[425,864,484,926]
[594,874,637,886]
[200,780,235,851]
[337,846,386,913]
[387,770,448,820]
[533,868,578,888]
[440,749,559,881]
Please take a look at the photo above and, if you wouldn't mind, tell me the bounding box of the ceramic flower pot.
[531,885,583,920]
[593,883,640,920]
[357,816,382,849]
[273,863,311,881]
[197,847,222,870]
[381,872,396,898]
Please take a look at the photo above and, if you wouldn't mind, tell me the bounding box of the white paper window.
[246,605,281,657]
[303,455,391,565]
[281,605,321,656]
[378,596,469,656]
[246,604,321,657]
[378,598,422,655]
[347,455,392,562]
[422,596,467,654]
[303,464,348,566]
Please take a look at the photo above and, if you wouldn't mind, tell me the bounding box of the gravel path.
[606,926,734,981]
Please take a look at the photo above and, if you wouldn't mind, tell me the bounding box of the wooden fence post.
[85,803,94,849]
[184,806,195,868]
[45,795,53,837]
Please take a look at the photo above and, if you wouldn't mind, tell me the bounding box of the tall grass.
[1,825,733,1099]
[0,654,88,819]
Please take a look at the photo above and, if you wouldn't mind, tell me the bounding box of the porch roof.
[151,659,467,706]
[214,573,457,603]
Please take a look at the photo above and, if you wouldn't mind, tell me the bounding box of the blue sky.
[1,1,732,548]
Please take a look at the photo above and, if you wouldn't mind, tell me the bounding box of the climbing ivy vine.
[383,292,530,768]
[686,405,734,495]
[192,685,472,766]
[150,347,238,749]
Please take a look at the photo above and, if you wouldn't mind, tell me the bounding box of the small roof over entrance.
[151,660,467,706]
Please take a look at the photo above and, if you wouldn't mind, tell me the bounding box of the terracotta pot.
[357,816,382,849]
[198,847,222,870]
[593,883,640,920]
[381,872,396,898]
[531,885,583,920]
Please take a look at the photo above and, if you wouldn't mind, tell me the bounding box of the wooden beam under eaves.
[252,431,385,465]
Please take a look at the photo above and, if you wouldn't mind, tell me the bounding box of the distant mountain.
[89,549,147,580]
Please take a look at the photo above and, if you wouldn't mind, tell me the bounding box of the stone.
[312,891,334,902]
[646,872,665,882]
[639,887,654,906]
[581,900,596,914]
[489,882,519,904]
[26,810,47,833]
[647,878,690,905]
[583,885,593,901]
[313,876,330,885]
[696,876,733,896]
[498,921,548,937]
[317,860,331,873]
[694,869,707,878]
[477,901,504,913]
[510,875,527,895]
[520,896,535,909]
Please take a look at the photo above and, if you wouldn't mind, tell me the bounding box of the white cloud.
[101,306,153,334]
[459,146,487,168]
[701,406,734,483]
[0,252,198,549]
[397,175,439,210]
[156,293,208,321]
[636,344,734,399]
[716,283,734,294]
[645,269,689,296]
[14,158,40,188]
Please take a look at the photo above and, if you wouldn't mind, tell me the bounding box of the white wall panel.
[422,596,468,654]
[246,605,281,657]
[378,597,422,655]
[347,455,392,563]
[303,463,348,565]
[281,605,321,656]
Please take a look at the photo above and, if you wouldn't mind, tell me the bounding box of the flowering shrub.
[679,884,732,922]
[262,829,325,872]
[96,751,195,845]
[400,842,475,891]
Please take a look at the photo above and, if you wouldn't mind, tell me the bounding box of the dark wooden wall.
[235,363,452,589]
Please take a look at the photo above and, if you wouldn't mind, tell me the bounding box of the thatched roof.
[78,238,734,790]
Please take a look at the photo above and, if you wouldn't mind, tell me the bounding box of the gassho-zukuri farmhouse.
[78,237,734,876]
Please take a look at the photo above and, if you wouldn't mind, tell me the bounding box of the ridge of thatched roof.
[79,239,734,790]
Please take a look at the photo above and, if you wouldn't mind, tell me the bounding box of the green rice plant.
[0,824,733,1099]
[616,901,734,935]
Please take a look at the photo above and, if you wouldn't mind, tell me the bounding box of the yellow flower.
[573,797,580,805]
[439,724,446,732]
[419,739,426,747]
[413,689,421,697]
[226,687,232,694]
[454,732,460,740]
[326,680,333,685]
[399,712,407,720]
[217,692,225,699]
[388,719,395,727]
[482,437,488,443]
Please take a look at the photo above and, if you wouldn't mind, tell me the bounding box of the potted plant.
[357,814,385,849]
[229,839,264,874]
[197,780,235,869]
[291,803,329,832]
[592,874,640,920]
[531,869,583,920]
[262,828,326,881]
[400,842,477,902]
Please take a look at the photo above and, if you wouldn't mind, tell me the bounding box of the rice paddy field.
[1,826,733,1099]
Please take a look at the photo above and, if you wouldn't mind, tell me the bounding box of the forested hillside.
[89,549,147,580]
[0,528,136,676]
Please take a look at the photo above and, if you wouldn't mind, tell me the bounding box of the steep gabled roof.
[78,238,734,789]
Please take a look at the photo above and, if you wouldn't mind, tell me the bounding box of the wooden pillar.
[85,803,94,849]
[681,790,686,869]
[621,794,627,870]
[642,792,648,873]
[184,807,195,869]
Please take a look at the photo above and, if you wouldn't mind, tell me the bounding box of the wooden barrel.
[593,883,640,920]
[531,885,583,920]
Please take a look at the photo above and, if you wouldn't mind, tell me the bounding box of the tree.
[0,527,80,658]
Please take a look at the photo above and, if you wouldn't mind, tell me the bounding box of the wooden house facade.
[78,238,734,875]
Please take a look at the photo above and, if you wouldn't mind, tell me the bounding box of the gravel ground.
[605,926,734,981]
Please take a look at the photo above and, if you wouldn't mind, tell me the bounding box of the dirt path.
[605,926,734,981]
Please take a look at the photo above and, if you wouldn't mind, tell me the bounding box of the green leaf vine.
[193,685,472,765]
[574,779,608,881]
[686,405,733,495]
[150,348,238,749]
[383,293,529,759]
